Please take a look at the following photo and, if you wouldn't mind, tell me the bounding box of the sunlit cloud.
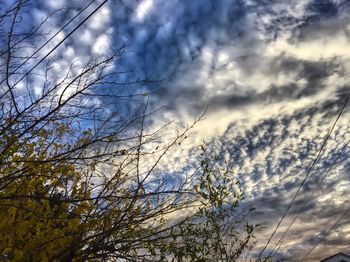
[23,0,350,260]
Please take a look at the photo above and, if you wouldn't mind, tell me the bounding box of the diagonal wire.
[257,93,350,260]
[0,0,97,86]
[269,138,350,257]
[301,207,349,259]
[0,0,109,105]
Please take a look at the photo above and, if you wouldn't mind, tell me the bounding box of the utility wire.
[0,0,97,86]
[301,207,349,259]
[257,93,350,260]
[0,0,108,106]
[269,138,350,257]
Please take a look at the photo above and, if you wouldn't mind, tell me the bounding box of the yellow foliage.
[0,131,92,261]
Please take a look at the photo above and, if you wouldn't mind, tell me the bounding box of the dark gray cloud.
[97,0,350,259]
[109,0,256,98]
[23,0,350,260]
[102,0,350,119]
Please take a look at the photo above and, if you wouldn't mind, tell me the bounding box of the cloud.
[12,0,350,260]
[134,0,154,21]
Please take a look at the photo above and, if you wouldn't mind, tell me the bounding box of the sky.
[18,0,350,261]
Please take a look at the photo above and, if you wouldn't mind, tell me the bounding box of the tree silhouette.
[0,1,259,261]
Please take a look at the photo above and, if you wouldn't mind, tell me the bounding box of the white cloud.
[15,0,350,259]
[134,0,154,21]
[268,33,350,61]
[92,33,111,55]
[42,0,67,10]
[87,5,111,30]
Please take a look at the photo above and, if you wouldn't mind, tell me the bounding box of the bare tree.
[0,1,259,261]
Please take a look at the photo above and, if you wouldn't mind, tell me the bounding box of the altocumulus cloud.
[24,0,350,260]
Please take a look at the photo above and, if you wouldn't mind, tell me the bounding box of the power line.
[0,0,97,86]
[269,138,350,257]
[257,93,350,260]
[301,207,349,259]
[1,0,109,107]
